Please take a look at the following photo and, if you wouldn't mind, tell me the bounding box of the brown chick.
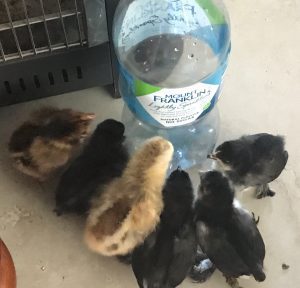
[84,136,174,256]
[8,107,95,180]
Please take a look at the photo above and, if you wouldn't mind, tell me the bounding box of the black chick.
[208,133,288,198]
[55,119,129,216]
[132,168,197,288]
[195,171,266,288]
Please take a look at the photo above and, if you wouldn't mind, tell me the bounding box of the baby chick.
[84,137,174,256]
[195,171,266,288]
[208,133,288,198]
[55,119,129,216]
[8,107,95,181]
[132,168,197,288]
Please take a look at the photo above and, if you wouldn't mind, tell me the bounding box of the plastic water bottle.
[113,0,231,169]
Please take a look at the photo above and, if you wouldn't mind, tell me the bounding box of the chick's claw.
[267,189,276,197]
[252,212,260,225]
[225,276,242,288]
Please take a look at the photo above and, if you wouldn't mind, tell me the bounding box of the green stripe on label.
[196,0,225,24]
[203,101,211,110]
[134,79,162,96]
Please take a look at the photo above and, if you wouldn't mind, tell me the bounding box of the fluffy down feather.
[8,107,94,180]
[84,137,174,256]
[55,119,128,215]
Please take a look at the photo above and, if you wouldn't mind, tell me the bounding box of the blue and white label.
[137,82,219,127]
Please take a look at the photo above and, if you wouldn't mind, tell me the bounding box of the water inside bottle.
[123,34,219,88]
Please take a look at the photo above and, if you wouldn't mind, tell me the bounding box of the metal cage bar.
[0,11,83,32]
[74,0,83,46]
[0,41,87,62]
[21,0,37,55]
[3,0,23,58]
[56,0,69,48]
[0,40,6,62]
[38,0,53,52]
[0,0,87,62]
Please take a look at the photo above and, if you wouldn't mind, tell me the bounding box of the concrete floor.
[1,0,300,287]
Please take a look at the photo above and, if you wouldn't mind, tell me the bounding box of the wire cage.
[0,0,119,106]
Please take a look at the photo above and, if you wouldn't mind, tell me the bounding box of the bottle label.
[136,82,219,127]
[119,59,228,128]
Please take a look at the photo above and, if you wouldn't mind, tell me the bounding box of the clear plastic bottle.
[113,0,230,168]
[122,105,220,170]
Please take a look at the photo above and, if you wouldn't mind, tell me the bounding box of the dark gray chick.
[208,133,288,198]
[132,168,197,288]
[194,171,266,288]
[55,119,129,216]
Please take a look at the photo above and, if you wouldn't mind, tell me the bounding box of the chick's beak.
[207,153,218,160]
